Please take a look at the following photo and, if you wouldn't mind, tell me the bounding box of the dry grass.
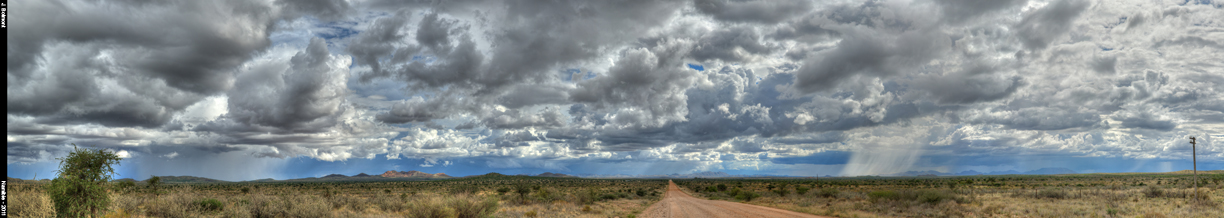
[677,173,1224,218]
[8,183,55,218]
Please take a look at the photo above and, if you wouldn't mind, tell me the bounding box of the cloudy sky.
[7,0,1224,181]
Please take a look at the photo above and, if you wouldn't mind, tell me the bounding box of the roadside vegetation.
[676,172,1224,217]
[10,154,1221,218]
[9,173,666,218]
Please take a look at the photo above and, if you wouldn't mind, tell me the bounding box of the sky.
[6,0,1224,181]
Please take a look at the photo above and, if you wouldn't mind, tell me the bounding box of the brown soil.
[641,180,832,218]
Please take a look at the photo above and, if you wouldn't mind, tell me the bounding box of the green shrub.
[717,184,727,191]
[705,186,718,192]
[774,186,789,196]
[796,186,811,195]
[241,187,251,194]
[735,191,761,201]
[147,176,161,189]
[818,187,840,198]
[636,189,647,196]
[915,190,952,204]
[868,190,900,202]
[46,145,122,218]
[197,198,225,212]
[115,180,137,192]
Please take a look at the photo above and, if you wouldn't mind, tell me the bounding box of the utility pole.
[1190,136,1197,210]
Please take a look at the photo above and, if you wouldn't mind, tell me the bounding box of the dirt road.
[640,180,831,218]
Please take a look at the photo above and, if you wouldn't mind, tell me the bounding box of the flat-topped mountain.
[380,170,452,178]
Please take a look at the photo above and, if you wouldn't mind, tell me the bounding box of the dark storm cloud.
[495,85,573,109]
[689,27,776,62]
[693,0,813,24]
[1016,0,1088,50]
[793,29,950,93]
[916,75,1025,104]
[1091,55,1118,74]
[277,0,353,20]
[227,38,350,132]
[935,0,1028,23]
[350,0,682,95]
[6,0,284,128]
[377,94,476,124]
[569,39,700,127]
[966,107,1103,130]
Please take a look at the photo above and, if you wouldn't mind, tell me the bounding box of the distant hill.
[1026,168,1077,175]
[352,173,374,177]
[322,174,348,178]
[379,170,452,178]
[150,175,229,183]
[536,172,577,178]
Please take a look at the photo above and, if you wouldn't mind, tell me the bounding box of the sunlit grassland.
[8,174,667,218]
[676,171,1224,217]
[11,171,1224,217]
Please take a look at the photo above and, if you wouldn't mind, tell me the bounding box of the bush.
[705,186,718,192]
[774,186,789,197]
[717,184,727,191]
[448,196,499,218]
[46,145,123,218]
[115,180,137,192]
[242,187,251,194]
[1037,188,1067,199]
[406,195,498,218]
[868,190,900,202]
[869,189,964,204]
[197,198,225,212]
[915,190,953,204]
[735,191,761,202]
[636,189,647,196]
[796,186,811,195]
[818,187,840,198]
[147,176,161,189]
[1144,186,1164,198]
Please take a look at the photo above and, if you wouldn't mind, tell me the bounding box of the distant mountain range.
[889,168,1079,177]
[379,170,452,178]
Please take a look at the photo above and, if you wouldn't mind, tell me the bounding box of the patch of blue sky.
[687,63,704,71]
[314,20,361,40]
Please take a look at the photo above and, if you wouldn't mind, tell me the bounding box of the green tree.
[147,176,162,192]
[46,144,123,218]
[116,180,137,192]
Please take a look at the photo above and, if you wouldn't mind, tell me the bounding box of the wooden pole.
[1190,136,1197,211]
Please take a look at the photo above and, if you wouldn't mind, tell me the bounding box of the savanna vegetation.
[676,171,1224,217]
[9,173,667,218]
[8,145,1221,217]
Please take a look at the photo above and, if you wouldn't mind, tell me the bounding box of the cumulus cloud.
[8,0,1224,179]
